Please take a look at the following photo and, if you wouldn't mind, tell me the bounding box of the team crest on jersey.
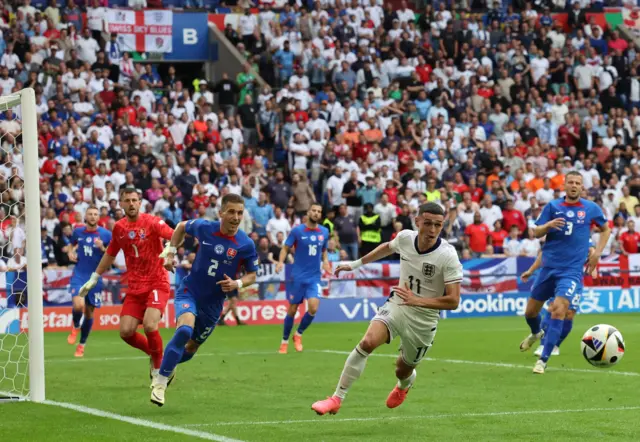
[214,244,225,255]
[128,231,136,239]
[566,210,575,218]
[577,211,586,219]
[182,303,190,308]
[227,248,237,259]
[139,229,146,239]
[422,263,435,278]
[86,237,92,243]
[311,235,316,241]
[319,235,324,241]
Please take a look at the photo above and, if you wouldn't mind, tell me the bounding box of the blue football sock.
[179,350,195,364]
[296,313,315,335]
[79,318,94,345]
[540,310,550,346]
[72,310,82,329]
[557,318,574,348]
[282,314,294,341]
[159,325,193,377]
[525,314,541,335]
[540,318,563,363]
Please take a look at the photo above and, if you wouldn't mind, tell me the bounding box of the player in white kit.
[311,203,463,415]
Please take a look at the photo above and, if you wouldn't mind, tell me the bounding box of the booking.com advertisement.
[313,288,640,323]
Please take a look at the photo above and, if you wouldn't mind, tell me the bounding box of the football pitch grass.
[3,314,640,441]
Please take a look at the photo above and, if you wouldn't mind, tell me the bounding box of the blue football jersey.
[536,198,606,271]
[71,227,112,277]
[285,224,329,281]
[182,219,259,300]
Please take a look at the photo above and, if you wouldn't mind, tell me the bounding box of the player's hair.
[309,202,322,210]
[418,202,445,217]
[86,205,99,212]
[566,171,583,181]
[221,193,245,210]
[119,187,141,199]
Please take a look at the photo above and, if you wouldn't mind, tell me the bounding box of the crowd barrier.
[1,254,640,333]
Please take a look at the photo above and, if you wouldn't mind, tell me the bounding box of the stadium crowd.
[0,0,637,277]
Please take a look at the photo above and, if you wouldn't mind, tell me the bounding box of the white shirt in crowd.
[266,215,291,245]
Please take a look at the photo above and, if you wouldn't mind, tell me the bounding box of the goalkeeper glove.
[79,272,100,298]
[159,244,177,259]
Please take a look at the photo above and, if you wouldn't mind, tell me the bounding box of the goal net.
[0,89,45,402]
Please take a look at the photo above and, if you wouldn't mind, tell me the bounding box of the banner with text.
[107,9,173,53]
[0,300,304,334]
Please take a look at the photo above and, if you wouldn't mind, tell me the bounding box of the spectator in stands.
[334,204,358,260]
[465,212,490,258]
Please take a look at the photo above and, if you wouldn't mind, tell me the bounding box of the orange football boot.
[67,328,78,345]
[311,396,342,415]
[74,344,85,358]
[386,386,410,408]
[293,334,303,352]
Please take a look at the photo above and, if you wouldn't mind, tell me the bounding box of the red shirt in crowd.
[384,186,399,205]
[490,229,508,250]
[454,183,469,195]
[502,209,527,233]
[397,149,415,175]
[353,142,373,162]
[465,222,490,253]
[294,110,309,123]
[416,64,432,83]
[117,105,138,124]
[619,230,640,254]
[40,158,58,176]
[192,194,209,208]
[206,129,221,145]
[469,186,484,202]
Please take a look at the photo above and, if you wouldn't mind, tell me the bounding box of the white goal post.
[0,88,45,402]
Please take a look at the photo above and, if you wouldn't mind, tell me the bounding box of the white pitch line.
[43,349,640,377]
[44,351,277,364]
[313,350,640,377]
[184,406,640,427]
[43,400,244,442]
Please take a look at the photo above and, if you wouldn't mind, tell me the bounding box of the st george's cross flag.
[107,9,173,53]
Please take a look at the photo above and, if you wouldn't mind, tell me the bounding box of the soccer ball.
[581,324,625,367]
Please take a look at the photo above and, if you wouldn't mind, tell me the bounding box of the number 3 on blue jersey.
[565,221,573,236]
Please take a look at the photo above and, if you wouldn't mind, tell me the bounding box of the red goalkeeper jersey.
[106,213,174,295]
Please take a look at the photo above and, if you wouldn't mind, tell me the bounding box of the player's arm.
[587,220,610,274]
[394,280,461,310]
[276,228,297,273]
[321,248,332,274]
[159,220,187,272]
[217,271,257,293]
[393,253,463,310]
[217,247,259,292]
[78,248,117,297]
[533,203,565,238]
[334,242,394,276]
[521,250,542,283]
[275,244,290,274]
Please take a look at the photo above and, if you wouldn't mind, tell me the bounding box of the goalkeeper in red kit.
[80,188,175,383]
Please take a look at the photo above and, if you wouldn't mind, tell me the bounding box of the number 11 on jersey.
[407,275,421,294]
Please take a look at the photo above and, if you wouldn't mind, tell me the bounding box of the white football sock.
[397,369,416,390]
[151,368,160,376]
[155,374,169,387]
[334,345,369,400]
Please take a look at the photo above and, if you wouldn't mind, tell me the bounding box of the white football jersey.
[388,230,463,322]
